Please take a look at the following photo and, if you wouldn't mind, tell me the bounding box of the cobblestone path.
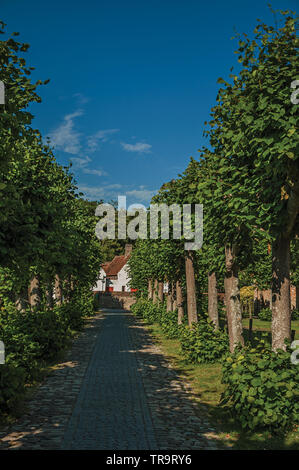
[61,311,157,449]
[0,309,221,450]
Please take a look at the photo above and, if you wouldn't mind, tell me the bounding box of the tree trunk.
[46,283,54,308]
[152,281,155,300]
[271,235,291,351]
[269,289,273,309]
[158,281,164,303]
[64,276,73,302]
[28,275,41,309]
[185,250,198,325]
[166,281,175,311]
[208,271,219,330]
[254,288,259,315]
[153,279,158,304]
[166,294,172,311]
[166,282,173,312]
[176,279,184,325]
[54,274,63,306]
[15,287,28,312]
[148,279,153,300]
[224,245,244,352]
[171,283,177,310]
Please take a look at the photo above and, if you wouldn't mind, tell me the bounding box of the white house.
[93,244,134,293]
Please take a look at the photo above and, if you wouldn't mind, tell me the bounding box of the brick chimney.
[125,244,133,257]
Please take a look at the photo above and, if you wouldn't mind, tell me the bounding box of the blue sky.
[1,0,298,206]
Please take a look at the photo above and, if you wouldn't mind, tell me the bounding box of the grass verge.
[145,320,299,450]
[242,319,299,340]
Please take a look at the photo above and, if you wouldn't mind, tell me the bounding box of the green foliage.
[240,240,272,291]
[0,291,94,414]
[131,298,161,324]
[128,237,185,299]
[258,308,272,321]
[1,306,67,377]
[291,239,299,287]
[132,299,229,363]
[1,10,298,432]
[0,363,26,413]
[93,292,103,312]
[0,23,101,282]
[0,21,46,171]
[130,298,146,316]
[160,307,183,339]
[204,10,299,245]
[221,340,299,432]
[0,22,103,417]
[180,319,229,364]
[197,293,208,315]
[291,309,299,321]
[131,298,183,338]
[70,289,95,325]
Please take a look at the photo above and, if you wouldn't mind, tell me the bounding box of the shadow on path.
[0,309,221,450]
[127,315,221,450]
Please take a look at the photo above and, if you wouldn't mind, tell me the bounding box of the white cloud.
[71,155,107,177]
[73,93,90,105]
[121,142,152,154]
[77,183,122,202]
[77,183,157,205]
[87,129,119,152]
[48,109,83,154]
[77,184,105,201]
[104,183,123,189]
[126,188,157,202]
[83,168,107,176]
[71,155,92,169]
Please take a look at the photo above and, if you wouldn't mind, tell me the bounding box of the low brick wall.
[94,291,136,311]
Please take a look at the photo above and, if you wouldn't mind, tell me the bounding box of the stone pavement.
[0,313,104,450]
[61,311,157,449]
[0,309,221,450]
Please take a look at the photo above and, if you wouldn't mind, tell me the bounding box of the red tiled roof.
[102,255,130,276]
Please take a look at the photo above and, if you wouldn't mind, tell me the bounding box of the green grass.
[145,321,299,450]
[242,318,299,340]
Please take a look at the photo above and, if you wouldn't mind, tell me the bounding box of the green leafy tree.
[203,9,298,350]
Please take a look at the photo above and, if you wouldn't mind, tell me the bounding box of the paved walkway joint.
[0,309,221,450]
